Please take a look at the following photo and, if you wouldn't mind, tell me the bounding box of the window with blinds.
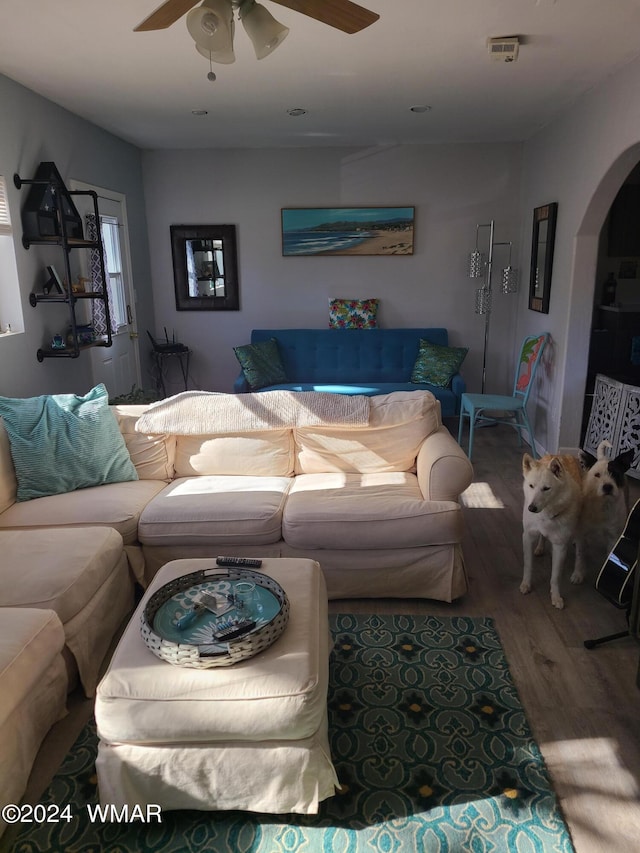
[0,173,24,334]
[0,176,11,235]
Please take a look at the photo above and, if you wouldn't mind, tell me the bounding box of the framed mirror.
[528,202,558,314]
[171,224,239,311]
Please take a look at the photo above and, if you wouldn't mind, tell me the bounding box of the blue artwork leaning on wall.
[281,206,414,256]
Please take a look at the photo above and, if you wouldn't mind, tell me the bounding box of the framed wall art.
[281,207,414,256]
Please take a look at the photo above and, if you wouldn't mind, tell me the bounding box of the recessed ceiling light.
[192,109,208,116]
[410,105,432,113]
[287,108,307,117]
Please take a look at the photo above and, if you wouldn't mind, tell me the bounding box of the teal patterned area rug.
[7,614,574,853]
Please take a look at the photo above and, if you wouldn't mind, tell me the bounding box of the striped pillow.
[0,383,138,501]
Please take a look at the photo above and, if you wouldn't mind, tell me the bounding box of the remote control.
[216,556,263,568]
[215,619,257,641]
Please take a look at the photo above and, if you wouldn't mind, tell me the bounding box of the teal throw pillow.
[411,340,468,388]
[233,338,288,390]
[0,383,138,501]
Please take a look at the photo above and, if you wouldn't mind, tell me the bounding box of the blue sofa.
[233,328,466,416]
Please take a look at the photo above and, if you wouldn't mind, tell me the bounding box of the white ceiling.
[2,0,640,150]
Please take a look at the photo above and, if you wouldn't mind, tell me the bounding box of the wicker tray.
[140,567,290,669]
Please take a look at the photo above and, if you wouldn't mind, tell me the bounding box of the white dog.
[520,452,586,609]
[579,441,634,568]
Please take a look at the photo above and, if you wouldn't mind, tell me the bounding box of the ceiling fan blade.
[270,0,379,34]
[134,0,201,31]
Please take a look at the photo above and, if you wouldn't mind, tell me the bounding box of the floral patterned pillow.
[328,298,379,329]
[411,340,468,388]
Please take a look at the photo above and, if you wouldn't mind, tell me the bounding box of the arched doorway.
[582,161,640,444]
[559,143,640,452]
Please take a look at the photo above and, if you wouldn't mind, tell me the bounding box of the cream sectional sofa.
[0,388,472,830]
[0,526,134,839]
[0,389,473,601]
[0,607,68,839]
[129,389,473,599]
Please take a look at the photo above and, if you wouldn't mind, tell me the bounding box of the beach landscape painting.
[281,207,414,256]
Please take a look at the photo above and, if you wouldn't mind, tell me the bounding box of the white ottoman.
[95,557,337,815]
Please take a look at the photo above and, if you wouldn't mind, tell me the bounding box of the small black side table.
[151,349,190,398]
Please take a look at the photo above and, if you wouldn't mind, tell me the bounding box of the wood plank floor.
[335,419,640,853]
[6,420,640,853]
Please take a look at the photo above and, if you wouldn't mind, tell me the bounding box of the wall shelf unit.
[14,163,113,362]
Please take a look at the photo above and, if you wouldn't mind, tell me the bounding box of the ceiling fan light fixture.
[187,0,235,58]
[195,42,235,64]
[240,0,289,60]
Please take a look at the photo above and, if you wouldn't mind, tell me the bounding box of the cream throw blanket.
[135,390,370,434]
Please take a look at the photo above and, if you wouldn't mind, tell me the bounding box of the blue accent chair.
[233,328,467,417]
[457,333,549,460]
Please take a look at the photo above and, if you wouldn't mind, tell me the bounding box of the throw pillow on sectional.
[0,383,138,501]
[233,338,288,390]
[411,339,469,387]
[328,298,379,329]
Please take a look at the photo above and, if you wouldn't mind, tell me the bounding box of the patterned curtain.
[86,213,117,336]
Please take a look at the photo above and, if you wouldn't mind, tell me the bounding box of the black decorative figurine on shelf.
[17,161,83,242]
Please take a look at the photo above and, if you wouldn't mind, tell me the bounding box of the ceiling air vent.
[488,37,520,63]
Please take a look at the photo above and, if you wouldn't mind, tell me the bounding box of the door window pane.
[100,215,127,328]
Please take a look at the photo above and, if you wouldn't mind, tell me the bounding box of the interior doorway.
[581,162,640,445]
[557,144,640,452]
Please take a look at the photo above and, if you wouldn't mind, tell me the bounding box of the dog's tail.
[596,439,613,460]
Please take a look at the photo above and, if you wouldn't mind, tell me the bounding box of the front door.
[70,181,141,398]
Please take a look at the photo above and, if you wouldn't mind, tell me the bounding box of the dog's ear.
[549,456,565,478]
[522,453,536,473]
[613,448,635,474]
[579,449,596,470]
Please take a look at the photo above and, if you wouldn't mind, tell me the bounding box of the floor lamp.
[468,220,518,392]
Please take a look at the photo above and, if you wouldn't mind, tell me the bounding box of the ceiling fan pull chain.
[207,50,217,81]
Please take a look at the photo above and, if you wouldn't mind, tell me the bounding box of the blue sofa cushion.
[232,329,466,416]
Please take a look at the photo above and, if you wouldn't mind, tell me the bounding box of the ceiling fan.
[135,0,379,35]
[134,0,379,64]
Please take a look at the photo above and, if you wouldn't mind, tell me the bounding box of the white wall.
[11,47,640,440]
[0,74,153,397]
[142,142,524,395]
[518,54,640,453]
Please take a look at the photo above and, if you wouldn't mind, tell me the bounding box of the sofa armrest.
[451,373,466,397]
[233,373,251,393]
[416,426,473,501]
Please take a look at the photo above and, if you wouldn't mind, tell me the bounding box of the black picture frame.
[170,224,239,311]
[528,202,558,314]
